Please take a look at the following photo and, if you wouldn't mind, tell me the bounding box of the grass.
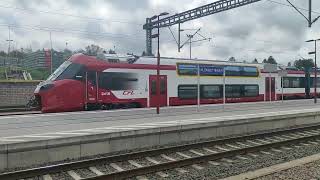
[27,68,50,80]
[0,67,50,81]
[0,79,42,83]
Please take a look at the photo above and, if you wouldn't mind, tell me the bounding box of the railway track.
[0,110,41,116]
[2,124,320,180]
[0,106,40,116]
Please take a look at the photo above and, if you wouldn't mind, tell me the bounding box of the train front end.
[34,60,86,113]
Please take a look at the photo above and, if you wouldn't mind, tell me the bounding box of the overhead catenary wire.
[1,1,317,25]
[195,44,304,55]
[0,22,306,58]
[266,0,320,14]
[0,0,313,45]
[0,23,145,41]
[0,0,315,60]
[0,3,143,25]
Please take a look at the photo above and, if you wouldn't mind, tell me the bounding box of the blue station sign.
[177,63,224,76]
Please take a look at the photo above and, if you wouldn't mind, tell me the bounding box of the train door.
[149,75,167,107]
[86,71,98,104]
[265,76,276,101]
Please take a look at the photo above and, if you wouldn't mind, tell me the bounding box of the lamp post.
[5,26,13,67]
[150,12,169,114]
[306,38,320,103]
[49,32,53,74]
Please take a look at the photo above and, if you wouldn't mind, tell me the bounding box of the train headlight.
[40,84,54,91]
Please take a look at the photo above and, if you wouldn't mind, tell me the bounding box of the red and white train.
[34,53,313,113]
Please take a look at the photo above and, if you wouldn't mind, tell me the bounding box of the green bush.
[0,67,5,79]
[28,69,50,80]
[0,67,50,80]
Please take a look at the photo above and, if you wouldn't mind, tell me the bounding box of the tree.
[9,50,26,59]
[74,49,85,54]
[252,58,259,63]
[294,59,314,71]
[262,59,267,63]
[0,51,6,57]
[228,57,236,62]
[108,49,116,54]
[85,44,103,56]
[267,56,277,64]
[287,62,292,67]
[63,49,72,61]
[294,58,314,99]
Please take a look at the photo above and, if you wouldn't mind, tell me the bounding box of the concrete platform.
[0,99,320,171]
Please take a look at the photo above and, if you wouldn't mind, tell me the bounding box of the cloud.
[0,0,319,64]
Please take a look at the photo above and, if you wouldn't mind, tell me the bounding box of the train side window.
[177,64,197,75]
[98,72,138,90]
[283,78,290,88]
[87,71,96,86]
[311,77,320,88]
[201,85,221,98]
[283,77,305,88]
[226,85,241,98]
[178,85,197,99]
[160,79,166,94]
[151,80,156,95]
[225,66,241,76]
[177,63,259,77]
[56,63,84,80]
[244,85,259,97]
[242,66,259,77]
[98,73,110,89]
[291,77,300,88]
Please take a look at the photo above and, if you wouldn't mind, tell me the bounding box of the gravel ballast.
[4,126,320,179]
[157,141,320,180]
[256,160,320,180]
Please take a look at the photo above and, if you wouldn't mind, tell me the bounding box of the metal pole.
[178,22,181,52]
[85,71,88,110]
[269,72,271,102]
[315,40,317,103]
[8,26,11,57]
[146,18,152,56]
[264,79,266,102]
[96,71,99,102]
[281,76,284,103]
[197,63,200,112]
[189,37,192,59]
[309,0,312,27]
[156,16,160,114]
[6,26,13,67]
[223,67,226,107]
[49,32,53,74]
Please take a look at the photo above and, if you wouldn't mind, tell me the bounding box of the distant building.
[0,56,22,67]
[0,49,71,71]
[23,49,64,71]
[62,49,72,62]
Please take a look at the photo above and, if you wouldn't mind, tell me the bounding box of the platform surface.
[0,99,319,143]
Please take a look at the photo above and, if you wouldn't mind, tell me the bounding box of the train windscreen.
[55,63,84,81]
[46,61,72,81]
[46,61,85,81]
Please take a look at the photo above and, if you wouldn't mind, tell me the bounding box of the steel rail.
[0,111,41,116]
[87,130,320,180]
[1,123,320,180]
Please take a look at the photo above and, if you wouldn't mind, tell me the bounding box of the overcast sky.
[0,0,320,65]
